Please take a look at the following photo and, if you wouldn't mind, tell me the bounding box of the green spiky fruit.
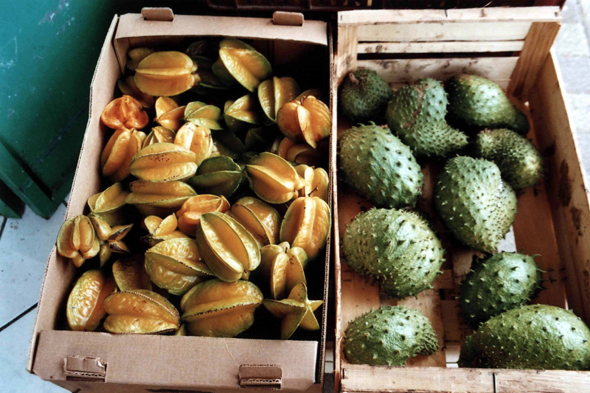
[459,305,590,370]
[435,156,517,253]
[340,69,392,123]
[344,306,439,366]
[459,252,543,326]
[446,74,529,135]
[475,128,543,190]
[343,208,445,299]
[386,78,468,157]
[338,124,423,208]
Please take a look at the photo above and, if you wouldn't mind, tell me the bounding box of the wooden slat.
[508,22,561,99]
[338,7,561,25]
[358,22,532,43]
[529,51,590,323]
[513,182,568,308]
[337,189,381,329]
[340,365,495,393]
[494,369,590,392]
[357,57,518,85]
[335,26,358,84]
[441,300,472,344]
[444,8,561,22]
[358,41,524,54]
[510,99,567,308]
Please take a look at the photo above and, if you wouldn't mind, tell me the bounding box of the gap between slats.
[358,41,524,54]
[357,57,518,87]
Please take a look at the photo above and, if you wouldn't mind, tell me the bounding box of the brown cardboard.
[28,11,331,393]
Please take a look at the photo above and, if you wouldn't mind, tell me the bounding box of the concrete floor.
[1,3,589,391]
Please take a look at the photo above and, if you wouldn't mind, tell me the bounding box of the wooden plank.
[445,7,561,23]
[510,99,567,308]
[357,22,532,43]
[340,365,495,393]
[494,369,590,392]
[337,188,381,330]
[338,7,560,25]
[358,41,524,54]
[433,269,454,290]
[441,300,472,344]
[336,26,358,84]
[513,182,568,308]
[529,51,590,323]
[508,22,561,99]
[357,57,518,85]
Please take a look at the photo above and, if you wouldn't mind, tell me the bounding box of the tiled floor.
[2,3,590,392]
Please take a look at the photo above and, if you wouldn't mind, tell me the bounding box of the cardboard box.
[27,10,333,393]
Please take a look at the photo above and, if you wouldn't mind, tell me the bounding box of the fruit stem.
[348,72,359,85]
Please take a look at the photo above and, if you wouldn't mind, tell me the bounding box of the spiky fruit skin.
[340,69,392,123]
[386,78,468,157]
[459,252,543,326]
[446,74,529,135]
[344,306,439,366]
[459,305,590,370]
[435,156,517,253]
[475,129,543,190]
[343,208,445,299]
[338,124,423,208]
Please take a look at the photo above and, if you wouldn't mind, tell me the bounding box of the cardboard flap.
[272,12,304,26]
[64,356,107,381]
[115,13,327,46]
[141,7,174,22]
[33,331,318,391]
[239,365,282,389]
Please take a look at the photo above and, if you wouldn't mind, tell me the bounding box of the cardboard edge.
[315,22,335,387]
[33,331,318,391]
[115,13,328,47]
[330,22,342,393]
[26,13,120,374]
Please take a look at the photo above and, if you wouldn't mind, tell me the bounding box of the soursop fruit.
[386,78,468,157]
[344,306,439,366]
[434,156,517,253]
[459,252,543,326]
[338,123,423,208]
[446,74,529,135]
[343,208,445,299]
[474,128,543,190]
[340,69,392,123]
[459,305,590,370]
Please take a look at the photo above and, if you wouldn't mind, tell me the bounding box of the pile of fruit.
[55,38,331,340]
[339,70,590,369]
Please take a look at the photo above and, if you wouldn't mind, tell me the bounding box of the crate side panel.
[340,365,494,393]
[494,369,590,392]
[529,52,590,322]
[511,101,567,308]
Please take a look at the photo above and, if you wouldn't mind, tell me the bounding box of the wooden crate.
[330,7,590,393]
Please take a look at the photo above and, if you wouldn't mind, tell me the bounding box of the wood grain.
[508,22,561,99]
